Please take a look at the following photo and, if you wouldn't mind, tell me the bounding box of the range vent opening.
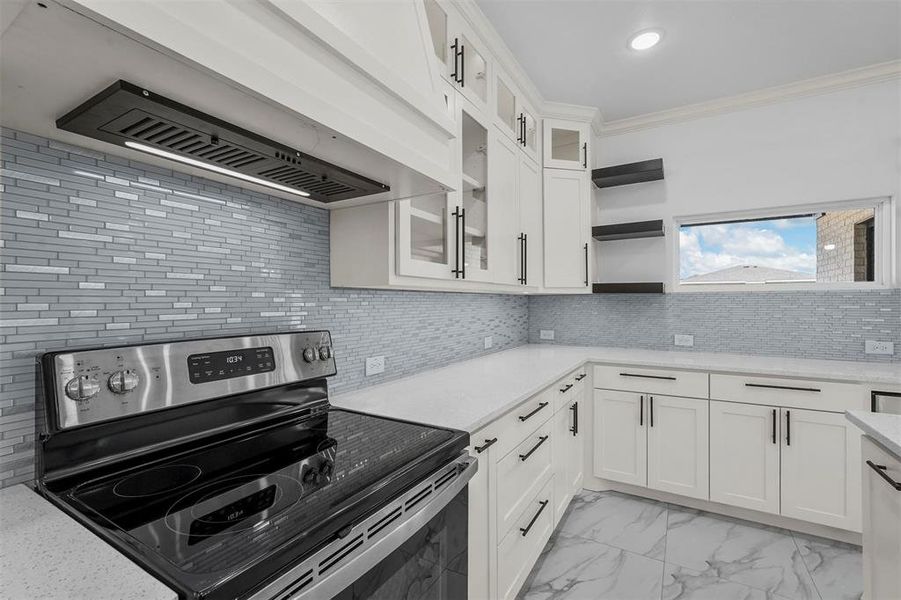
[57,80,389,203]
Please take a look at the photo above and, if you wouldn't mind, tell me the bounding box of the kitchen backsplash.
[0,128,529,489]
[529,290,900,362]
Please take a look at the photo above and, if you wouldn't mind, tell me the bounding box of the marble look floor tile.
[663,562,790,600]
[793,533,863,600]
[665,508,819,600]
[557,491,668,559]
[521,533,664,600]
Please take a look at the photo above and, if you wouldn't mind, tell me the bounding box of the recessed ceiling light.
[629,30,662,51]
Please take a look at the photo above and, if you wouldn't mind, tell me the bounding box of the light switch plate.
[539,329,555,340]
[365,356,385,376]
[674,334,694,347]
[484,336,493,349]
[865,341,894,355]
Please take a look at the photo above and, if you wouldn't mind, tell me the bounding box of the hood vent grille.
[57,81,388,203]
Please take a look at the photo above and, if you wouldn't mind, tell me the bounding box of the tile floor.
[519,491,862,600]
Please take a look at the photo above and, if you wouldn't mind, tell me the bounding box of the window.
[678,201,887,287]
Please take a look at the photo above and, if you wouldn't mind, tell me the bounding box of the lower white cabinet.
[780,408,861,530]
[467,436,494,600]
[861,436,901,600]
[552,375,586,521]
[497,425,553,538]
[593,390,709,500]
[710,400,780,514]
[496,478,554,600]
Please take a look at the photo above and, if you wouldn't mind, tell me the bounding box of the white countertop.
[0,485,176,600]
[847,410,901,459]
[332,344,901,433]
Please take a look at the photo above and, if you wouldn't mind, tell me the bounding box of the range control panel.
[44,332,336,430]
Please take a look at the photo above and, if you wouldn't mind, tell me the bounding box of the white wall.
[592,80,901,287]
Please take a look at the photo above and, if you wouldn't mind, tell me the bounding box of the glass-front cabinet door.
[454,96,491,281]
[396,192,454,279]
[493,72,539,163]
[543,118,590,171]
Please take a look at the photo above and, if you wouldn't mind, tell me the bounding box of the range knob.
[318,346,331,360]
[302,347,317,363]
[64,375,101,402]
[108,370,140,394]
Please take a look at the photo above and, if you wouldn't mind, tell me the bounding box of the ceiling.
[477,0,901,122]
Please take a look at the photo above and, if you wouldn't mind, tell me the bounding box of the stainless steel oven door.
[872,391,901,414]
[251,454,475,600]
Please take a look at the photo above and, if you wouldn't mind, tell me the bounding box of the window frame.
[671,197,895,293]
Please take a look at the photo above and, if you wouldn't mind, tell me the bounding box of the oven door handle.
[252,454,477,600]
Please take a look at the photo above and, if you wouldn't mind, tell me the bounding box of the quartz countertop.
[846,410,901,459]
[331,344,901,433]
[0,484,176,600]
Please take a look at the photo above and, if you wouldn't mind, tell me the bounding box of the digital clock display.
[187,347,275,384]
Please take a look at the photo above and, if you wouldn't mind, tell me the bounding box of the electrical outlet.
[674,334,694,347]
[865,341,894,356]
[365,356,385,376]
[539,329,555,341]
[484,336,493,349]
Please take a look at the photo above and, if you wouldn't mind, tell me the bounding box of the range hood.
[56,80,389,203]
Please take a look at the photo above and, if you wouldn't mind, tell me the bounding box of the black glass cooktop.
[57,408,467,600]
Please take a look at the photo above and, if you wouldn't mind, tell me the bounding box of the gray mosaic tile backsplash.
[0,128,528,488]
[529,290,900,362]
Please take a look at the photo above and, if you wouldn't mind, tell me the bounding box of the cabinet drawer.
[486,389,555,459]
[594,364,708,398]
[553,368,587,412]
[710,374,866,412]
[496,424,553,539]
[496,478,554,600]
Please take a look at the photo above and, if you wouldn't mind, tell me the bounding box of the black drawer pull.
[745,383,821,393]
[570,402,579,435]
[575,373,587,381]
[519,435,549,461]
[520,499,549,536]
[560,383,573,393]
[474,438,497,454]
[619,373,676,381]
[785,410,791,446]
[771,409,777,445]
[639,395,644,426]
[867,460,901,491]
[518,401,549,422]
[650,396,654,427]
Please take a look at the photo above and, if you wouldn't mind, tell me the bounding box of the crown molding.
[600,60,901,137]
[543,100,603,133]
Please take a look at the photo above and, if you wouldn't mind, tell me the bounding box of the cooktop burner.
[113,464,203,498]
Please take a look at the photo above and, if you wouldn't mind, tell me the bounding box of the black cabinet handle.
[474,437,497,454]
[575,373,587,381]
[518,401,548,422]
[559,383,573,394]
[867,460,901,491]
[785,410,790,446]
[518,233,525,284]
[746,383,821,393]
[583,243,589,286]
[459,43,465,88]
[582,142,587,168]
[519,435,549,461]
[771,409,777,444]
[650,396,654,427]
[639,394,644,426]
[450,38,461,84]
[520,499,549,536]
[570,402,579,435]
[460,207,466,279]
[523,233,527,285]
[451,206,462,278]
[619,372,676,381]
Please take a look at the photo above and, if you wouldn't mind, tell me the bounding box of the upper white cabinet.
[543,169,591,291]
[543,118,590,171]
[494,72,539,163]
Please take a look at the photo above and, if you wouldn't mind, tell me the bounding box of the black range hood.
[56,80,389,203]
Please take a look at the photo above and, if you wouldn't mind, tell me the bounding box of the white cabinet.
[543,169,591,291]
[861,436,901,600]
[467,437,495,600]
[647,395,709,501]
[494,72,539,163]
[593,390,647,486]
[543,118,590,171]
[496,478,554,600]
[710,400,780,514]
[553,374,586,522]
[497,425,553,538]
[517,154,542,288]
[781,408,861,531]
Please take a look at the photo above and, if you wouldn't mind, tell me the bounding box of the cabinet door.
[467,438,495,600]
[488,127,520,286]
[395,192,454,279]
[543,118,590,171]
[446,18,490,112]
[566,387,586,494]
[709,401,780,514]
[494,72,519,143]
[647,395,709,500]
[517,154,541,288]
[543,169,590,290]
[552,400,583,523]
[593,389,646,486]
[780,408,861,531]
[518,101,539,163]
[862,437,901,600]
[455,96,492,282]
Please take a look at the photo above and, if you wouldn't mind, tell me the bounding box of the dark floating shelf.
[592,219,665,242]
[592,282,665,294]
[592,158,664,189]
